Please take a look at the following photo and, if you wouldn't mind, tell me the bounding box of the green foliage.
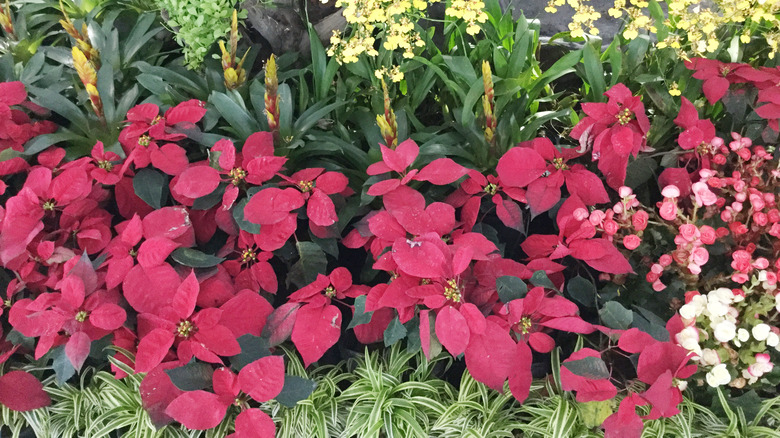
[155,0,242,69]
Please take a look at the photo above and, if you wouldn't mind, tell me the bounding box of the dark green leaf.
[165,359,214,391]
[6,329,35,350]
[52,346,76,384]
[192,184,225,210]
[563,355,610,380]
[566,276,597,307]
[496,275,528,303]
[232,197,261,234]
[624,156,658,189]
[170,247,225,268]
[583,43,606,100]
[133,168,168,209]
[287,242,327,289]
[348,295,373,329]
[384,316,407,347]
[405,316,421,354]
[210,91,259,139]
[230,335,271,371]
[530,270,557,291]
[276,375,318,408]
[599,301,633,330]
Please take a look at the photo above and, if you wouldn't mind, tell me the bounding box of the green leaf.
[562,355,610,380]
[170,247,225,268]
[348,295,374,329]
[578,400,613,428]
[599,301,633,330]
[209,91,259,139]
[52,346,76,384]
[165,359,214,391]
[192,184,225,210]
[496,275,528,303]
[5,329,35,350]
[566,276,596,307]
[96,63,116,123]
[23,131,83,156]
[230,334,270,371]
[232,197,261,234]
[276,375,318,408]
[287,242,328,289]
[132,168,168,209]
[384,316,407,347]
[583,43,606,101]
[624,156,658,189]
[530,270,557,291]
[27,85,89,133]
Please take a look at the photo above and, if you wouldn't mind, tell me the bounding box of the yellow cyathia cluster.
[545,0,602,38]
[445,0,489,35]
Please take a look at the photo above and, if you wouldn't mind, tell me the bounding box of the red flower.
[366,139,467,196]
[134,272,241,372]
[243,187,303,251]
[496,138,608,214]
[570,84,650,190]
[448,170,526,231]
[279,167,348,232]
[165,358,282,434]
[685,58,740,104]
[0,82,57,153]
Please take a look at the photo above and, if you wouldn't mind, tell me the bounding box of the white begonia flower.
[710,288,734,304]
[706,300,729,317]
[767,332,779,348]
[714,320,737,343]
[676,326,702,355]
[747,353,774,378]
[700,348,720,366]
[758,270,768,282]
[706,363,731,387]
[738,328,750,342]
[752,324,771,341]
[680,302,701,320]
[775,293,780,312]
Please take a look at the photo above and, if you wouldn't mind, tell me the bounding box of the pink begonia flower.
[623,234,641,250]
[746,353,773,378]
[692,182,717,206]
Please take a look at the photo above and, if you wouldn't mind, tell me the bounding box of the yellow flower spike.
[0,0,14,38]
[481,60,496,152]
[72,46,97,87]
[219,10,248,90]
[377,77,398,148]
[265,54,280,140]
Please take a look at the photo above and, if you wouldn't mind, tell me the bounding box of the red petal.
[602,396,644,438]
[60,276,86,309]
[65,331,91,371]
[419,309,432,359]
[0,371,50,411]
[135,328,176,373]
[315,171,348,194]
[137,237,179,268]
[617,328,656,354]
[244,188,304,225]
[508,341,533,402]
[494,196,523,230]
[142,207,194,243]
[212,139,236,171]
[127,103,158,122]
[89,303,127,330]
[195,325,241,357]
[435,306,470,356]
[291,303,341,367]
[139,363,184,427]
[242,132,274,160]
[265,302,301,346]
[172,271,199,319]
[238,355,285,402]
[391,239,447,279]
[539,317,595,334]
[367,178,401,196]
[496,147,546,188]
[464,320,516,391]
[165,101,207,124]
[565,168,609,206]
[414,158,467,185]
[165,391,228,430]
[174,166,221,199]
[151,143,189,176]
[307,190,338,227]
[234,408,276,438]
[123,264,181,314]
[220,290,274,337]
[212,367,240,398]
[703,77,729,104]
[0,82,27,106]
[528,332,556,353]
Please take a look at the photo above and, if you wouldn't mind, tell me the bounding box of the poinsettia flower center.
[229,167,246,185]
[129,248,138,257]
[616,108,633,126]
[97,160,114,171]
[518,316,533,334]
[324,286,336,298]
[4,299,12,308]
[150,115,163,125]
[420,278,431,285]
[720,66,731,76]
[138,135,151,147]
[443,279,462,302]
[241,248,257,263]
[176,320,196,338]
[297,180,315,192]
[552,157,568,170]
[484,182,498,195]
[697,142,712,155]
[74,310,89,322]
[42,200,56,211]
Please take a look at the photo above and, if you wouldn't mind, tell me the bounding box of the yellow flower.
[669,82,681,96]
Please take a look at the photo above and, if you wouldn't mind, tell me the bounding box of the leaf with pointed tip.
[496,275,528,303]
[133,168,168,209]
[170,247,225,268]
[165,359,214,391]
[276,375,318,408]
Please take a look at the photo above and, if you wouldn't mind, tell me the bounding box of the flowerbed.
[1,0,780,437]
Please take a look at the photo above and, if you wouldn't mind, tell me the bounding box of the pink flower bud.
[619,186,633,198]
[699,225,716,244]
[603,220,619,235]
[691,247,709,266]
[659,254,673,266]
[632,210,649,231]
[754,257,770,270]
[652,279,666,291]
[623,234,641,250]
[651,263,664,274]
[660,201,677,221]
[573,208,589,221]
[678,224,699,242]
